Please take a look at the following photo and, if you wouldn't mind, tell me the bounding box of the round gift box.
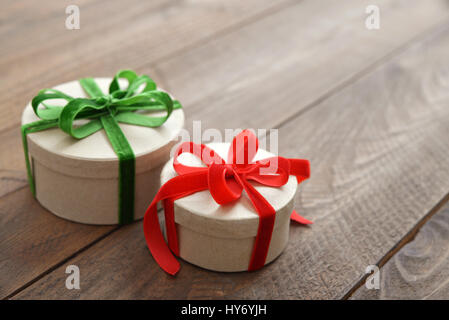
[21,78,184,225]
[160,142,298,272]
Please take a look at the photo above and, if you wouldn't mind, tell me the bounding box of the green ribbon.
[21,70,182,224]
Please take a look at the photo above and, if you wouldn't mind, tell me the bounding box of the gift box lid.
[160,143,298,239]
[21,78,184,179]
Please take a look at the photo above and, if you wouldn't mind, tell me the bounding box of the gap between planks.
[2,207,166,300]
[252,15,449,134]
[0,0,298,199]
[4,1,449,299]
[2,226,120,300]
[4,11,449,203]
[0,0,298,136]
[343,191,449,299]
[144,0,299,67]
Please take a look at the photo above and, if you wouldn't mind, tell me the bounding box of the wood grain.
[13,13,449,299]
[3,0,448,195]
[156,0,449,132]
[0,0,293,299]
[0,187,116,298]
[350,202,449,299]
[0,0,293,133]
[0,127,28,198]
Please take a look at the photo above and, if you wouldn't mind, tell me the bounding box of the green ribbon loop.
[21,70,182,224]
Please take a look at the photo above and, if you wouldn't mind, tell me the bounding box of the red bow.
[143,130,311,275]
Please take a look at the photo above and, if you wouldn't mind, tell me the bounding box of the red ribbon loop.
[208,163,243,205]
[143,130,311,275]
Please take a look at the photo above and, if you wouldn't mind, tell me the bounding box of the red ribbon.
[143,130,311,275]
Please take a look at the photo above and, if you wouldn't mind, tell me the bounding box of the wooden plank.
[0,187,116,298]
[350,201,449,299]
[0,0,292,132]
[3,0,448,194]
[0,0,292,299]
[0,170,27,199]
[0,120,125,297]
[156,0,449,132]
[0,127,28,198]
[13,16,449,300]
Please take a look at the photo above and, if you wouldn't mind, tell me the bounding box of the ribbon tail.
[144,200,180,276]
[143,171,209,275]
[290,210,313,224]
[163,198,179,256]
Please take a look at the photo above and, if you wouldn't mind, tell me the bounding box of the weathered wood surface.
[0,187,117,299]
[1,0,449,299]
[13,9,449,299]
[0,0,291,132]
[158,0,449,131]
[0,0,292,299]
[351,202,449,300]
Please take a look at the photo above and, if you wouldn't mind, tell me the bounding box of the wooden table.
[1,0,449,300]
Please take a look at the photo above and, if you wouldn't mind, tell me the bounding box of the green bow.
[21,70,182,224]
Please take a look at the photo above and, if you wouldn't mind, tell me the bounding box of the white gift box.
[160,143,298,272]
[21,78,184,225]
